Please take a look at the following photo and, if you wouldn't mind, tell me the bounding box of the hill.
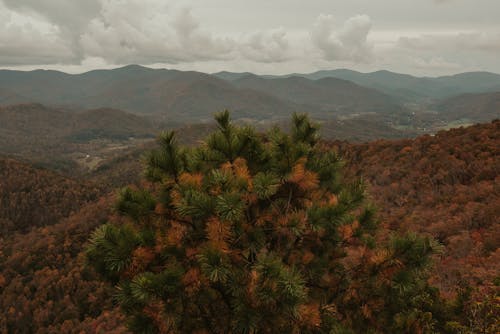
[334,120,500,295]
[0,157,103,234]
[434,91,500,123]
[0,194,127,333]
[0,66,408,123]
[0,103,423,177]
[3,66,500,135]
[232,74,402,116]
[0,121,498,332]
[0,103,156,173]
[0,66,303,122]
[265,69,500,102]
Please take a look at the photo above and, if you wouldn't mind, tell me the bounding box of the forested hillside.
[0,157,102,234]
[0,196,128,333]
[335,120,499,296]
[0,121,498,332]
[435,91,500,122]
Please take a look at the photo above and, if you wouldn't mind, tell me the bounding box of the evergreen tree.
[87,111,448,333]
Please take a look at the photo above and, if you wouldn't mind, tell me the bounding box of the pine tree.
[87,111,448,333]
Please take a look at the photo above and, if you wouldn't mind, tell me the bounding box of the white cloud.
[239,28,291,63]
[310,14,373,63]
[80,3,234,64]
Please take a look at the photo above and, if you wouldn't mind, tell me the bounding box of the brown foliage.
[0,191,127,333]
[333,120,500,295]
[0,157,103,234]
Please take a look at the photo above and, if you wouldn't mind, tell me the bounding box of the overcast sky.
[1,0,499,76]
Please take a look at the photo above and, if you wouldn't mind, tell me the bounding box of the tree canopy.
[87,111,450,333]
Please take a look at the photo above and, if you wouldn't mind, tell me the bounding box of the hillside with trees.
[0,118,498,333]
[434,91,500,123]
[334,120,499,310]
[0,157,103,234]
[0,103,156,173]
[0,196,128,333]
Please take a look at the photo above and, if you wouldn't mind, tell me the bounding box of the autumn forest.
[0,114,498,333]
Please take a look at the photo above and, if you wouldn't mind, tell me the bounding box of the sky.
[0,0,499,76]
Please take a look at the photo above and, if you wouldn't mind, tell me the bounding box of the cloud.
[80,3,234,64]
[239,28,291,63]
[398,32,500,53]
[310,14,373,63]
[1,0,102,61]
[0,2,75,65]
[410,56,461,70]
[0,0,301,66]
[0,0,498,76]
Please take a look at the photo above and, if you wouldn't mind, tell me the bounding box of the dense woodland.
[0,120,498,333]
[336,121,499,296]
[0,158,103,234]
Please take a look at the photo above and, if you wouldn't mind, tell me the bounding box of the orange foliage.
[179,172,204,189]
[206,217,232,252]
[333,120,500,295]
[289,157,319,191]
[298,303,322,328]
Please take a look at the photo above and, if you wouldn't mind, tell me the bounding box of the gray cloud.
[398,32,500,53]
[239,29,291,63]
[310,14,373,63]
[410,56,461,70]
[0,0,499,75]
[81,2,234,64]
[0,2,75,65]
[2,0,101,61]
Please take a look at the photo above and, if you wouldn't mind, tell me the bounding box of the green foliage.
[87,112,451,333]
[116,187,156,222]
[86,223,141,282]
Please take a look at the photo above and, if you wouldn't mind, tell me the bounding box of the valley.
[1,66,498,176]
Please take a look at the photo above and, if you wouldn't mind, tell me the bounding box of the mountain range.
[251,69,500,102]
[0,65,401,122]
[2,65,499,125]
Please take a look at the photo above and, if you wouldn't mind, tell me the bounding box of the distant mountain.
[232,74,402,116]
[0,66,302,121]
[434,91,500,122]
[289,69,500,101]
[212,71,255,81]
[0,65,407,122]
